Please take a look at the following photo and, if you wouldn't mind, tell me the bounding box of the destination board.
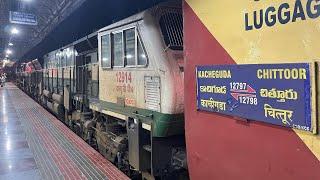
[196,63,313,132]
[9,11,37,26]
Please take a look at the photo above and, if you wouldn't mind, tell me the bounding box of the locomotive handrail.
[132,111,153,119]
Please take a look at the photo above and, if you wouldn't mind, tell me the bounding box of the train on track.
[16,2,187,180]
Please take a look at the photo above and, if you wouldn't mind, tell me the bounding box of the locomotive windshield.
[159,11,183,51]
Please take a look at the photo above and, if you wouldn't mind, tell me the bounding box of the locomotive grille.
[144,76,161,112]
[159,10,183,50]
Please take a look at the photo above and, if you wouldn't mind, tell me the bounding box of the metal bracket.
[132,111,153,119]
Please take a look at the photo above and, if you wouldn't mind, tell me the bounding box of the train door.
[74,53,91,111]
[86,52,99,99]
[75,55,84,94]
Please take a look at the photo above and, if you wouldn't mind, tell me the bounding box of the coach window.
[60,52,66,67]
[91,52,98,64]
[112,32,124,67]
[49,58,52,68]
[124,28,136,66]
[66,48,71,66]
[55,53,58,67]
[71,50,76,66]
[51,58,54,68]
[137,37,147,66]
[101,34,111,68]
[63,50,68,67]
[53,57,56,68]
[47,58,50,68]
[56,53,60,67]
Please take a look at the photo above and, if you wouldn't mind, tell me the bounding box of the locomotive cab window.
[101,34,111,68]
[112,32,124,67]
[124,28,136,66]
[100,27,148,69]
[137,37,147,66]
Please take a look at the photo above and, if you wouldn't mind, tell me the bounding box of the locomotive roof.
[98,11,146,33]
[98,1,181,33]
[44,31,98,57]
[44,0,180,58]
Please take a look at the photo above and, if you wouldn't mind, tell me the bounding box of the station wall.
[184,0,320,179]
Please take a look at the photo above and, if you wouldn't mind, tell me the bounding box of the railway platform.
[0,83,129,180]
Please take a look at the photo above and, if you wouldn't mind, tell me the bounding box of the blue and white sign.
[9,11,37,25]
[196,63,313,132]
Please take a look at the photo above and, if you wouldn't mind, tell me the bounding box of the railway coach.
[17,2,187,179]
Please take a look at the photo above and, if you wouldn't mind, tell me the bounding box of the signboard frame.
[196,62,317,134]
[9,11,38,26]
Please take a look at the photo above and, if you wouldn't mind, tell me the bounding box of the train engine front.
[16,2,187,179]
[89,2,186,179]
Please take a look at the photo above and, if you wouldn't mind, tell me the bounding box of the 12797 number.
[230,82,247,90]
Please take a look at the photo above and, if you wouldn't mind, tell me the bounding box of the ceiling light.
[5,54,9,58]
[6,49,12,55]
[11,27,19,35]
[8,43,13,46]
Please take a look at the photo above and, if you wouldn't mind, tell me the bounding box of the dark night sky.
[22,0,168,61]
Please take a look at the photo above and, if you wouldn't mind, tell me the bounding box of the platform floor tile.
[0,83,130,180]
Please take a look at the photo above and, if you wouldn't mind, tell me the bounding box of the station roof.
[0,0,170,67]
[0,0,86,61]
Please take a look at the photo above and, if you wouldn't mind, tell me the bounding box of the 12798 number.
[239,96,258,105]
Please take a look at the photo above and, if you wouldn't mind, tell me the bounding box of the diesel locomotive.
[16,2,187,179]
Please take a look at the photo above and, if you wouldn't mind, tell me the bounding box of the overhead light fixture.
[5,54,9,58]
[2,59,9,68]
[8,42,13,46]
[11,27,19,35]
[6,49,12,55]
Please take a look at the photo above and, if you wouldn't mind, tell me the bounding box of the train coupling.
[171,148,188,170]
